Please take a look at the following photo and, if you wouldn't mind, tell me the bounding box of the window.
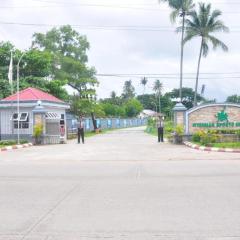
[13,112,29,129]
[45,112,60,120]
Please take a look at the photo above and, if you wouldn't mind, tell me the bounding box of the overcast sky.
[0,0,239,101]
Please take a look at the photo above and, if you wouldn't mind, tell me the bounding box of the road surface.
[0,127,240,240]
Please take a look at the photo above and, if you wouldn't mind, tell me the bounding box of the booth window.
[13,112,29,129]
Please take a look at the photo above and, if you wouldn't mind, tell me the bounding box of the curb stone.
[184,141,240,153]
[0,143,33,152]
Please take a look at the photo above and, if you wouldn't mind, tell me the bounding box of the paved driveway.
[0,127,240,240]
[1,127,240,162]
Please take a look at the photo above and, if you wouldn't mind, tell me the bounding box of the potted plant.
[173,125,184,144]
[33,123,43,145]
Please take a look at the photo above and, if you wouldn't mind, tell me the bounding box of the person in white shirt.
[156,116,164,142]
[77,116,85,144]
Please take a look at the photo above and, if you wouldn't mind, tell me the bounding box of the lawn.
[210,142,240,149]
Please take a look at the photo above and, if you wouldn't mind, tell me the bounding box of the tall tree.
[153,79,163,112]
[122,80,135,100]
[159,0,195,102]
[226,95,240,104]
[166,87,205,109]
[32,25,99,127]
[183,3,229,106]
[140,77,148,94]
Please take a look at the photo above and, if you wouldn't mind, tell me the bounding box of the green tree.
[140,77,148,94]
[153,79,163,113]
[166,87,205,109]
[125,99,143,117]
[159,0,195,102]
[183,3,229,106]
[32,25,99,127]
[226,95,240,103]
[0,79,11,99]
[122,80,135,100]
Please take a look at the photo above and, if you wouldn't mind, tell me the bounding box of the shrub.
[175,125,184,136]
[192,131,202,142]
[33,123,43,144]
[0,139,28,146]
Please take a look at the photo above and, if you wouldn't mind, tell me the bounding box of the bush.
[192,131,201,142]
[33,123,43,144]
[175,125,184,136]
[192,130,220,146]
[0,139,28,146]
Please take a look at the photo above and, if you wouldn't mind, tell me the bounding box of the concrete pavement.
[0,127,240,240]
[1,127,240,162]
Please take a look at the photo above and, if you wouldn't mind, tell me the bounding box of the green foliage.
[125,98,143,117]
[33,124,43,138]
[0,79,11,99]
[122,80,135,100]
[32,25,97,100]
[226,95,240,104]
[174,125,184,136]
[166,87,205,109]
[211,142,240,149]
[0,139,28,146]
[100,103,126,117]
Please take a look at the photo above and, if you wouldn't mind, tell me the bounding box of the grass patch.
[0,139,28,148]
[211,142,240,149]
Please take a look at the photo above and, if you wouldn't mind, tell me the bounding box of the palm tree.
[153,79,163,113]
[159,0,195,102]
[183,3,229,106]
[140,77,148,94]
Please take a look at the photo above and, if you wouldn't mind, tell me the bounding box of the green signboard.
[192,109,240,128]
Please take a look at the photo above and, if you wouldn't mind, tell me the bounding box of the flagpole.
[8,50,14,135]
[17,53,25,145]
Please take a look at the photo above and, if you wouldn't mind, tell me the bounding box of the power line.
[96,74,240,80]
[0,21,240,32]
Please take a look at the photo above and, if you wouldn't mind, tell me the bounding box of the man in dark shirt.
[77,116,85,144]
[156,116,164,143]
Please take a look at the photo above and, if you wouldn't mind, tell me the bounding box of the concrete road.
[0,127,240,240]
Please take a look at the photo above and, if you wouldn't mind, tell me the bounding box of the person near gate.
[77,116,85,144]
[156,116,164,143]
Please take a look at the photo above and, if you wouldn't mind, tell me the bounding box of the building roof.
[2,87,64,103]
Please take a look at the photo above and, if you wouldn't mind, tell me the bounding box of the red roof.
[2,87,64,103]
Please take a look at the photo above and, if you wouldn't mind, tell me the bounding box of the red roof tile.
[2,87,64,103]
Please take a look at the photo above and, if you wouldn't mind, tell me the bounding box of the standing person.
[156,116,164,143]
[77,116,85,144]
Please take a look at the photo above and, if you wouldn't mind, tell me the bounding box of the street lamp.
[17,53,25,145]
[152,102,158,114]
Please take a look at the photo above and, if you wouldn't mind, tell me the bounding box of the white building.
[0,87,70,144]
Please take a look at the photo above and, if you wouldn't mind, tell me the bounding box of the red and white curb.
[0,143,33,152]
[184,141,240,153]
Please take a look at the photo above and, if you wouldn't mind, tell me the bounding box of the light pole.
[152,102,158,114]
[17,53,25,145]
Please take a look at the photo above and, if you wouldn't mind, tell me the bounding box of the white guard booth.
[0,87,70,144]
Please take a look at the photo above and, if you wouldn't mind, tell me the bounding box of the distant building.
[0,87,70,144]
[139,109,158,118]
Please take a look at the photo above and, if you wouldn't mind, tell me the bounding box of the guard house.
[0,87,70,144]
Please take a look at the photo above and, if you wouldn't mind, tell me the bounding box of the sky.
[0,0,239,102]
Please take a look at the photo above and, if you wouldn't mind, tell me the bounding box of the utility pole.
[17,53,25,145]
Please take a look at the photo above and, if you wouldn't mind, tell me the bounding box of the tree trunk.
[91,112,97,130]
[179,13,185,103]
[158,92,161,113]
[194,38,204,107]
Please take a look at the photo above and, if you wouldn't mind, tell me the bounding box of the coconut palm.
[183,3,229,106]
[159,0,195,102]
[153,79,163,113]
[140,77,148,94]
